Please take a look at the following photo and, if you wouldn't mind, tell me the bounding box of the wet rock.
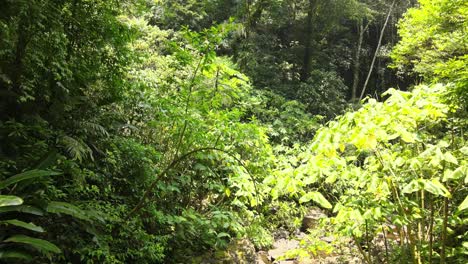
[273,227,290,240]
[293,229,302,237]
[256,251,272,264]
[295,231,307,240]
[227,239,257,264]
[198,239,256,264]
[268,238,299,261]
[320,236,334,243]
[301,208,327,232]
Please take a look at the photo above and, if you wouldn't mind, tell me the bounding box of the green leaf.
[0,250,33,260]
[458,195,468,212]
[194,163,207,171]
[224,188,231,197]
[34,150,58,170]
[443,166,466,182]
[299,191,332,209]
[424,179,451,198]
[217,232,231,238]
[0,170,61,189]
[4,235,61,253]
[429,147,444,167]
[401,180,423,194]
[1,219,44,232]
[400,129,415,143]
[460,146,468,155]
[46,201,89,220]
[366,133,377,149]
[0,195,23,207]
[354,133,376,150]
[0,205,44,215]
[444,152,458,165]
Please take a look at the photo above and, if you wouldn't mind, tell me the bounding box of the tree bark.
[301,0,318,81]
[359,0,396,100]
[351,21,368,101]
[245,0,267,37]
[11,16,29,94]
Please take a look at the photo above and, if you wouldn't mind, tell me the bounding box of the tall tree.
[392,0,468,105]
[301,0,318,81]
[360,0,396,100]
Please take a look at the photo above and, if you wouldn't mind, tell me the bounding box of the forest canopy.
[0,0,466,263]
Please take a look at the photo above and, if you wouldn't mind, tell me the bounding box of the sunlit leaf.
[0,195,23,207]
[400,130,415,143]
[443,166,466,182]
[444,152,458,165]
[458,196,468,212]
[423,179,451,198]
[401,180,422,194]
[299,191,332,209]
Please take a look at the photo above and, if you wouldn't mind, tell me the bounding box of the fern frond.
[59,136,93,162]
[79,121,109,137]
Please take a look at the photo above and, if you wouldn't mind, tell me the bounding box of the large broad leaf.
[0,170,61,189]
[458,195,468,212]
[443,166,466,182]
[402,179,451,197]
[299,191,332,209]
[4,235,61,253]
[399,129,416,143]
[443,152,458,165]
[402,179,423,194]
[1,219,44,232]
[0,250,33,261]
[0,205,44,215]
[0,195,23,207]
[46,201,89,221]
[424,179,451,198]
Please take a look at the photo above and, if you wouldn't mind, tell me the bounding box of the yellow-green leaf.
[400,130,415,143]
[299,191,332,209]
[424,179,451,198]
[444,152,458,165]
[0,195,23,207]
[458,195,468,212]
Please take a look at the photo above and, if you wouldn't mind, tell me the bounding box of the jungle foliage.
[0,0,466,263]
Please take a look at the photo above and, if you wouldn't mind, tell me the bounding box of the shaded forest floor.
[196,208,370,264]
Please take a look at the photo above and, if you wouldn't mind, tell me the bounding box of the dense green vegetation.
[0,0,466,263]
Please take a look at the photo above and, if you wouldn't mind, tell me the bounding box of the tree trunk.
[301,0,318,81]
[351,21,367,101]
[11,16,29,94]
[359,0,396,100]
[245,0,267,37]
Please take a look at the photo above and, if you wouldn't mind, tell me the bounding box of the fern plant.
[0,169,93,262]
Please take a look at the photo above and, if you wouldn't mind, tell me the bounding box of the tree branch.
[126,147,260,220]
